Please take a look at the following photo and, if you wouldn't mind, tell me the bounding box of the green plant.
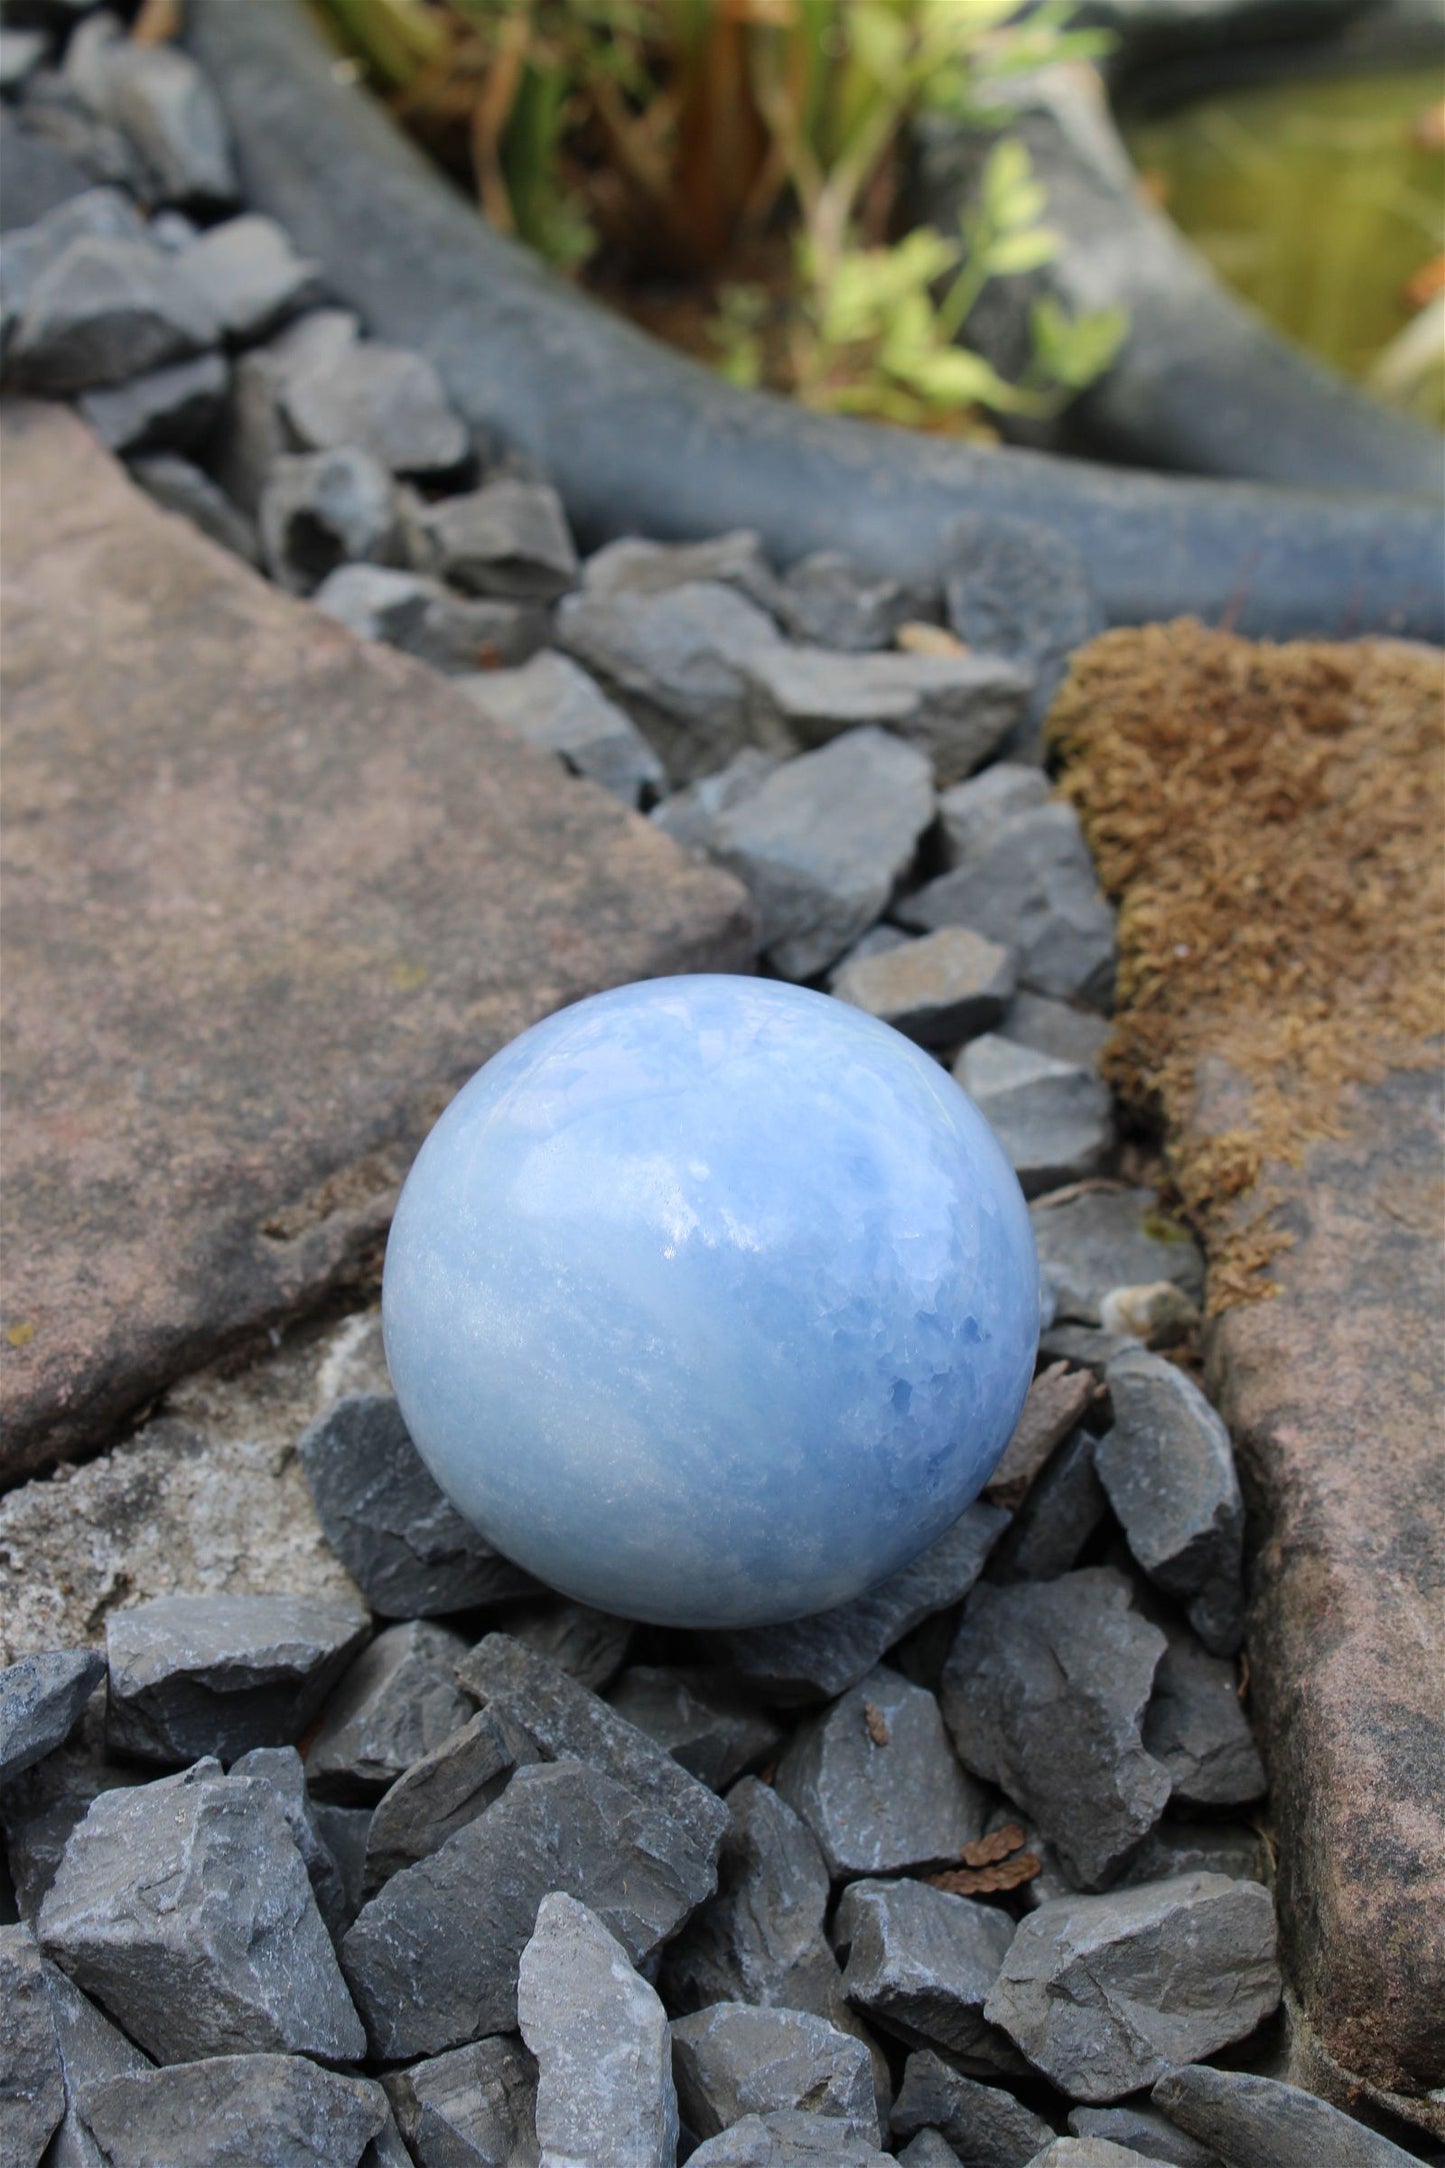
[314,0,1128,429]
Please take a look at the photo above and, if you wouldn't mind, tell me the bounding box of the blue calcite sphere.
[382,976,1039,1629]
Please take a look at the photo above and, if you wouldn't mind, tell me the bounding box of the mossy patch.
[1046,620,1444,1310]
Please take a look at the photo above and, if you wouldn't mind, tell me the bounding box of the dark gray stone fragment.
[1142,1628,1264,1806]
[942,513,1103,736]
[363,1709,519,1892]
[258,446,398,594]
[999,991,1111,1071]
[281,336,468,477]
[940,1567,1170,1889]
[689,2110,894,2166]
[606,1667,783,1791]
[651,746,780,851]
[658,1776,838,2019]
[0,1706,142,1923]
[37,1760,366,2063]
[79,346,227,453]
[499,1603,635,1693]
[984,1874,1281,2101]
[361,2102,414,2168]
[832,927,1015,1047]
[0,1648,103,1786]
[583,529,783,615]
[129,450,260,562]
[897,803,1115,1009]
[423,477,577,596]
[743,644,1027,786]
[306,1622,472,1803]
[983,1363,1098,1514]
[0,31,49,96]
[383,2036,539,2168]
[104,1593,370,1767]
[1116,1822,1266,1889]
[707,727,934,980]
[340,1758,709,2058]
[1067,2104,1220,2168]
[309,1804,373,1939]
[954,1034,1113,1197]
[180,212,323,342]
[519,1891,678,2167]
[938,765,1050,863]
[311,563,548,672]
[76,2054,386,2168]
[896,2134,964,2168]
[1150,2065,1415,2168]
[776,1667,985,1878]
[671,2004,880,2142]
[888,2049,1054,2167]
[459,649,665,806]
[0,184,141,351]
[719,1504,1012,1704]
[836,1878,1014,2065]
[212,305,358,513]
[986,1428,1108,1584]
[41,1956,152,2168]
[230,1746,351,1942]
[0,1923,64,2166]
[1031,1190,1204,1328]
[454,1634,728,1888]
[9,231,217,391]
[87,40,237,209]
[1097,1351,1244,1655]
[777,551,925,652]
[298,1394,536,1618]
[0,113,102,232]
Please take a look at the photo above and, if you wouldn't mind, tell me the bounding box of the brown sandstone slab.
[1207,1064,1445,2110]
[0,400,754,1482]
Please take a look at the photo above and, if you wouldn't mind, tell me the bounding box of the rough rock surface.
[606,1667,783,1792]
[983,1362,1097,1513]
[383,2037,539,2168]
[941,514,1102,737]
[1098,1350,1244,1655]
[340,1758,707,2057]
[75,2053,387,2168]
[1067,2103,1219,2168]
[742,645,1027,785]
[8,231,218,391]
[955,1034,1113,1196]
[313,562,547,673]
[896,803,1115,1008]
[938,765,1051,863]
[502,1602,635,1692]
[718,1503,1010,1702]
[987,1426,1107,1584]
[776,1667,985,1878]
[705,728,934,980]
[518,1892,677,2168]
[583,529,783,613]
[671,2004,880,2142]
[1150,2065,1417,2168]
[298,1394,537,1617]
[104,1593,369,1766]
[836,1878,1014,2065]
[1031,1189,1205,1328]
[40,1955,155,2168]
[985,1874,1281,2101]
[778,550,924,651]
[1143,1627,1265,1806]
[1000,991,1111,1071]
[305,1621,472,1802]
[453,1634,729,1893]
[422,476,578,595]
[280,337,468,477]
[832,928,1015,1047]
[461,649,665,806]
[888,2049,1054,2166]
[77,346,228,454]
[940,1568,1170,1888]
[37,1760,366,2064]
[0,402,751,1480]
[130,448,261,561]
[1206,1067,1445,2103]
[0,1925,65,2168]
[179,212,323,342]
[230,1745,352,1940]
[688,2110,893,2167]
[0,1648,104,1785]
[258,445,399,593]
[362,1708,520,1889]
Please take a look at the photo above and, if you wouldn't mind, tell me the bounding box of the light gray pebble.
[986,1425,1108,1585]
[583,528,784,614]
[650,745,781,851]
[179,212,322,342]
[40,1955,153,2168]
[777,550,929,652]
[689,2110,895,2166]
[1067,2103,1220,2168]
[833,927,1016,1047]
[229,1746,352,1944]
[1031,1189,1203,1328]
[941,513,1102,738]
[742,642,1028,787]
[0,1924,65,2167]
[423,475,578,596]
[460,648,665,805]
[938,764,1050,863]
[999,991,1112,1071]
[259,446,399,594]
[281,336,468,478]
[312,563,549,672]
[75,2053,386,2168]
[9,230,217,391]
[0,184,142,352]
[955,1033,1114,1197]
[79,345,227,452]
[519,1891,677,2168]
[86,38,237,209]
[498,1602,635,1693]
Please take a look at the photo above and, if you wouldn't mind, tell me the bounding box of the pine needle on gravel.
[1046,620,1445,1310]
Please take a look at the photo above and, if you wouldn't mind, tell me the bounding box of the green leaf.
[983,225,1059,276]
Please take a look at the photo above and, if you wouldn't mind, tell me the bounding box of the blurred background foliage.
[310,0,1126,434]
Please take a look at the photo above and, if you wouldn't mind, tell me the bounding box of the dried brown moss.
[1046,621,1445,1310]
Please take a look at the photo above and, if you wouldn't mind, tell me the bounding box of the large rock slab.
[0,400,752,1480]
[1206,1067,1445,2108]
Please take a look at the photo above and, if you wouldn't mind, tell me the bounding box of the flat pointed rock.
[0,1925,65,2168]
[1150,2065,1417,2168]
[671,2005,880,2144]
[519,1892,677,2168]
[0,1647,104,1785]
[888,2049,1053,2167]
[836,1878,1015,2067]
[75,2054,386,2168]
[689,2111,894,2166]
[363,1708,520,1891]
[382,2038,539,2168]
[305,1621,473,1803]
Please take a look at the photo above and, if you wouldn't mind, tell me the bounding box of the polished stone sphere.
[382,975,1039,1629]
